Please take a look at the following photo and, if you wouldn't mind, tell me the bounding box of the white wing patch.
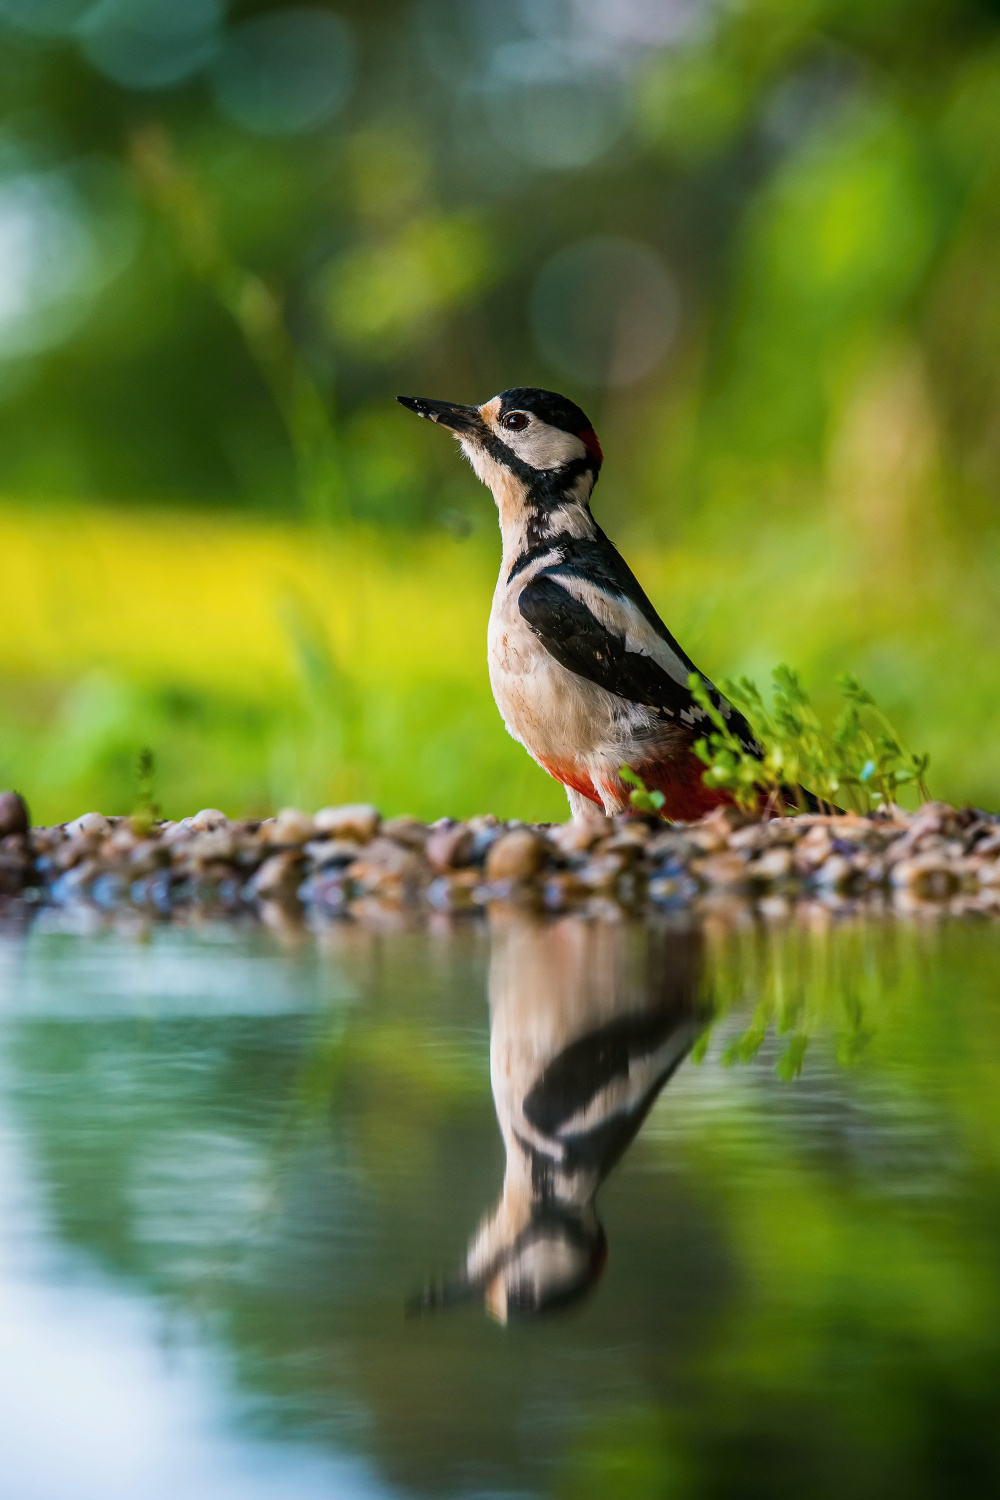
[547,574,695,689]
[549,1020,701,1144]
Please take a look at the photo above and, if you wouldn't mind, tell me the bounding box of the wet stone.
[0,792,29,839]
[427,870,480,912]
[248,851,306,904]
[1,798,997,926]
[265,808,316,846]
[381,816,430,851]
[425,824,475,873]
[485,829,545,882]
[314,804,381,843]
[65,812,110,840]
[304,838,362,869]
[190,808,228,832]
[550,814,611,856]
[750,847,794,883]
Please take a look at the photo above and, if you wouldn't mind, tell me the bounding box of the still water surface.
[0,909,997,1498]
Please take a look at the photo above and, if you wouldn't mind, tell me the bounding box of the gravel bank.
[2,792,1000,926]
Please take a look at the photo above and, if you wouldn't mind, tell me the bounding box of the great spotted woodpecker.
[398,386,760,822]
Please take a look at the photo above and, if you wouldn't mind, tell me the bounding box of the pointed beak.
[397,395,484,436]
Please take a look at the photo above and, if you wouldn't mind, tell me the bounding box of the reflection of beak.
[405,1272,479,1318]
[396,395,484,436]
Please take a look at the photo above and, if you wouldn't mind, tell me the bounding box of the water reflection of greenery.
[5,914,1000,1494]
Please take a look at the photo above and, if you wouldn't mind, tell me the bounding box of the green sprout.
[619,764,665,814]
[131,747,160,836]
[688,667,931,817]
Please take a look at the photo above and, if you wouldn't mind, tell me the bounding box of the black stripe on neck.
[508,539,564,584]
[481,431,597,505]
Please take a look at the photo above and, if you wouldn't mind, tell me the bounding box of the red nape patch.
[578,428,603,465]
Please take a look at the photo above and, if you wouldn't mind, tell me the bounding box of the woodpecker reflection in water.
[411,912,704,1322]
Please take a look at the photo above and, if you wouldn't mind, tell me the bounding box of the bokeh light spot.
[323,214,492,354]
[0,0,92,36]
[0,175,95,355]
[486,67,626,170]
[79,0,223,91]
[530,236,679,387]
[210,8,355,137]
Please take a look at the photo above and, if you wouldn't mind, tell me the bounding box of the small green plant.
[619,764,665,814]
[131,747,160,835]
[688,667,931,816]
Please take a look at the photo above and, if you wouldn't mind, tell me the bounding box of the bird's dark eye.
[502,411,529,432]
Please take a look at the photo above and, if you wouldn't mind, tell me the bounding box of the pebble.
[577,851,629,893]
[0,792,29,838]
[694,852,750,889]
[425,824,475,873]
[427,870,479,912]
[248,851,305,903]
[380,816,430,851]
[304,837,362,868]
[65,811,110,839]
[314,804,380,842]
[813,853,859,892]
[891,855,959,900]
[0,796,996,926]
[750,847,794,883]
[549,814,611,855]
[266,808,316,846]
[190,808,228,832]
[485,829,545,881]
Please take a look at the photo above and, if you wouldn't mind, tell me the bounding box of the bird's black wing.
[518,572,759,755]
[518,574,698,720]
[519,1008,699,1182]
[511,528,705,679]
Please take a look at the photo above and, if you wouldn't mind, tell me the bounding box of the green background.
[2,0,1000,822]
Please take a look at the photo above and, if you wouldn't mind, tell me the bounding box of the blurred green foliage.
[3,0,1000,816]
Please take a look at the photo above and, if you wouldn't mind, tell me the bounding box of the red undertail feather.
[538,752,734,822]
[536,758,604,810]
[627,753,735,822]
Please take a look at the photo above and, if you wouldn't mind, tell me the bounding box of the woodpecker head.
[407,1203,608,1324]
[398,387,603,543]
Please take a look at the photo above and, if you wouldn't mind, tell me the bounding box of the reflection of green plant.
[689,666,931,814]
[697,916,924,1080]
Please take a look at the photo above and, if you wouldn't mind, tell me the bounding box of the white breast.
[486,557,653,774]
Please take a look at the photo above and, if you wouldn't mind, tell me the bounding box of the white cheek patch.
[495,419,588,472]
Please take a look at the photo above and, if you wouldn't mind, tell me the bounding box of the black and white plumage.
[398,386,759,820]
[411,913,704,1321]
